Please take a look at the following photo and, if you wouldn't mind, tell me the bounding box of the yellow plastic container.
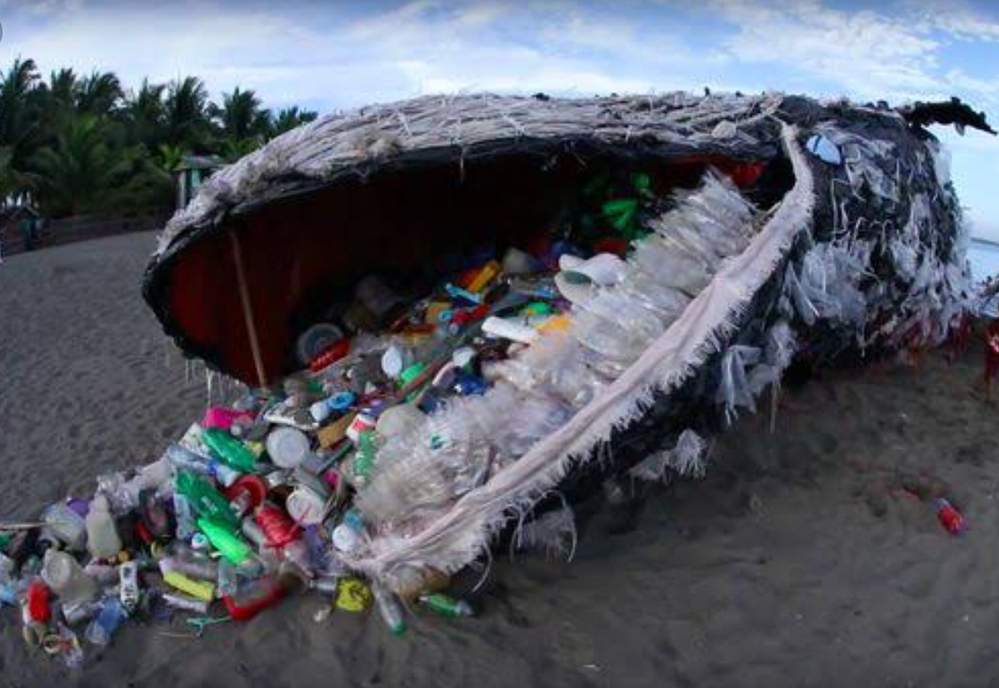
[467,260,501,293]
[163,570,216,602]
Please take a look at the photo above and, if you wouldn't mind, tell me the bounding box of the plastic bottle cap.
[266,427,311,469]
[381,345,406,378]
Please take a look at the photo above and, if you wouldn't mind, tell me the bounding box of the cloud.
[704,0,945,101]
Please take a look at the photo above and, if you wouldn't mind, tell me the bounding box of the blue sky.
[1,0,998,237]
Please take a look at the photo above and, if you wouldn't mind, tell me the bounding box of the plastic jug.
[85,495,122,560]
[41,503,87,552]
[41,550,98,606]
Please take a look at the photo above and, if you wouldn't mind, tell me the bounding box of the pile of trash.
[3,165,712,666]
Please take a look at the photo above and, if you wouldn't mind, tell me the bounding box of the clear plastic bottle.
[85,598,126,646]
[85,495,122,560]
[173,492,197,540]
[371,581,406,635]
[217,559,237,597]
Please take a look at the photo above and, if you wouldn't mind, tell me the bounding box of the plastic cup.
[266,427,310,469]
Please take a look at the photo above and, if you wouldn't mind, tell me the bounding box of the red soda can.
[935,498,966,535]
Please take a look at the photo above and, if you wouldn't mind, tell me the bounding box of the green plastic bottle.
[419,593,474,617]
[175,471,240,530]
[197,517,252,565]
[351,431,377,488]
[202,428,258,473]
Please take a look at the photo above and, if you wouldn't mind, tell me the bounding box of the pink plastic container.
[203,407,254,431]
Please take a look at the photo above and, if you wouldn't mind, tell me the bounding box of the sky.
[1,0,998,238]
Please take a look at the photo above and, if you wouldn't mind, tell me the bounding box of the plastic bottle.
[62,599,101,626]
[351,431,377,488]
[281,540,314,577]
[173,492,197,540]
[311,576,340,595]
[197,517,252,565]
[162,569,215,602]
[85,598,126,646]
[0,552,14,584]
[159,553,217,582]
[217,559,238,597]
[41,503,88,552]
[309,392,356,423]
[936,498,966,535]
[202,428,258,473]
[241,517,269,549]
[222,576,285,621]
[419,592,474,617]
[162,592,209,614]
[119,561,140,613]
[166,444,240,487]
[85,495,122,560]
[254,503,301,547]
[372,582,406,635]
[175,471,240,530]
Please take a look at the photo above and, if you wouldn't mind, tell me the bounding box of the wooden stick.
[0,521,46,531]
[229,230,268,389]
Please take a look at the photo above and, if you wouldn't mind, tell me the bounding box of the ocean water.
[969,238,999,282]
[969,239,999,316]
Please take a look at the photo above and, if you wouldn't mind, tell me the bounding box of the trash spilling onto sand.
[4,165,741,666]
[5,91,991,667]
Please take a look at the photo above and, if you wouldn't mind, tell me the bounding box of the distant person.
[985,319,999,402]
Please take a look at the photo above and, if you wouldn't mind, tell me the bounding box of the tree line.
[0,58,318,217]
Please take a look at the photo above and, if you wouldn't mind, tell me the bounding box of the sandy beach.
[1,230,997,687]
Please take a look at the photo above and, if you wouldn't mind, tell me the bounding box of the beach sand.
[1,231,997,687]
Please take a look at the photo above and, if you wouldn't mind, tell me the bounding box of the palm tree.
[0,58,42,205]
[75,71,123,117]
[126,79,168,151]
[164,76,212,152]
[31,115,131,215]
[210,86,272,142]
[156,143,185,173]
[271,106,318,137]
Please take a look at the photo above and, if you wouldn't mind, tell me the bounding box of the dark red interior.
[161,152,771,386]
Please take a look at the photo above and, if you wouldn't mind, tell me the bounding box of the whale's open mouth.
[145,146,790,387]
